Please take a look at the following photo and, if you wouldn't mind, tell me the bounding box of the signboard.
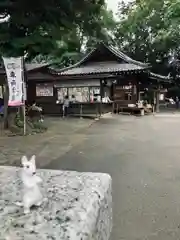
[0,86,3,99]
[68,87,89,102]
[2,57,24,106]
[36,84,53,97]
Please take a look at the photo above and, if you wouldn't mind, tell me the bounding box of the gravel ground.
[0,117,94,166]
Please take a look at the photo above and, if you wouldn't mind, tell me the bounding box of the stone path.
[0,117,94,166]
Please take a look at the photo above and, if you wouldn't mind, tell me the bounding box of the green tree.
[0,0,105,57]
[0,0,108,130]
[114,0,180,74]
[85,6,117,51]
[31,5,117,67]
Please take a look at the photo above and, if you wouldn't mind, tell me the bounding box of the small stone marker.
[0,166,112,240]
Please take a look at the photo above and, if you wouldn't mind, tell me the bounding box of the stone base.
[0,166,112,240]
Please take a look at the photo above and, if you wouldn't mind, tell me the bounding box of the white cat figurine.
[17,155,43,214]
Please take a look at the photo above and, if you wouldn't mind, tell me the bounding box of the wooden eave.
[149,72,173,83]
[0,63,50,75]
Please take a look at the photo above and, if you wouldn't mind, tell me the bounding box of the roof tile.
[59,62,146,76]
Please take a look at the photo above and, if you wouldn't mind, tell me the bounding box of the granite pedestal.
[0,166,112,240]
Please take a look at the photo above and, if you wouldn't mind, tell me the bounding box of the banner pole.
[22,57,26,136]
[23,102,26,135]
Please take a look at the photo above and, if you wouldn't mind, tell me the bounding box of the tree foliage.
[85,7,117,51]
[0,0,117,130]
[114,0,180,76]
[31,5,117,67]
[0,0,116,67]
[0,0,105,57]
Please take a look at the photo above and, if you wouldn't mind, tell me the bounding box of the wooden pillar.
[80,104,83,119]
[137,80,140,101]
[130,77,138,103]
[152,90,156,114]
[112,81,115,101]
[111,81,116,113]
[96,103,98,118]
[133,84,137,102]
[156,89,160,112]
[99,80,103,116]
[3,83,9,129]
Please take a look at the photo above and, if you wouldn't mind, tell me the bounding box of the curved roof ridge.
[52,47,97,73]
[106,44,149,67]
[52,42,150,73]
[150,72,172,80]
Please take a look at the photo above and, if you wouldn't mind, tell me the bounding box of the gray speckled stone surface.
[0,166,112,240]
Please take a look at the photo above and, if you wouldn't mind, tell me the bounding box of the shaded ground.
[0,117,94,166]
[45,114,180,240]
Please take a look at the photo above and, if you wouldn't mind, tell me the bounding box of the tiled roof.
[55,42,150,76]
[0,63,50,73]
[58,61,147,76]
[25,63,50,71]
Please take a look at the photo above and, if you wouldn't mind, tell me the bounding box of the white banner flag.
[2,57,24,106]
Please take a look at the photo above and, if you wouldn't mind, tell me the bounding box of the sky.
[106,0,120,14]
[106,0,131,17]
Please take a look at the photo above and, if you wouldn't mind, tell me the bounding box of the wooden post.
[112,101,114,114]
[152,90,156,115]
[96,103,98,118]
[23,103,26,135]
[116,103,119,114]
[112,82,115,114]
[156,89,160,113]
[137,80,140,102]
[62,105,65,118]
[22,57,26,135]
[100,79,103,117]
[132,84,137,103]
[3,83,9,129]
[80,104,83,119]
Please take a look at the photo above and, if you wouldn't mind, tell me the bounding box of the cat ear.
[30,155,36,166]
[21,156,28,165]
